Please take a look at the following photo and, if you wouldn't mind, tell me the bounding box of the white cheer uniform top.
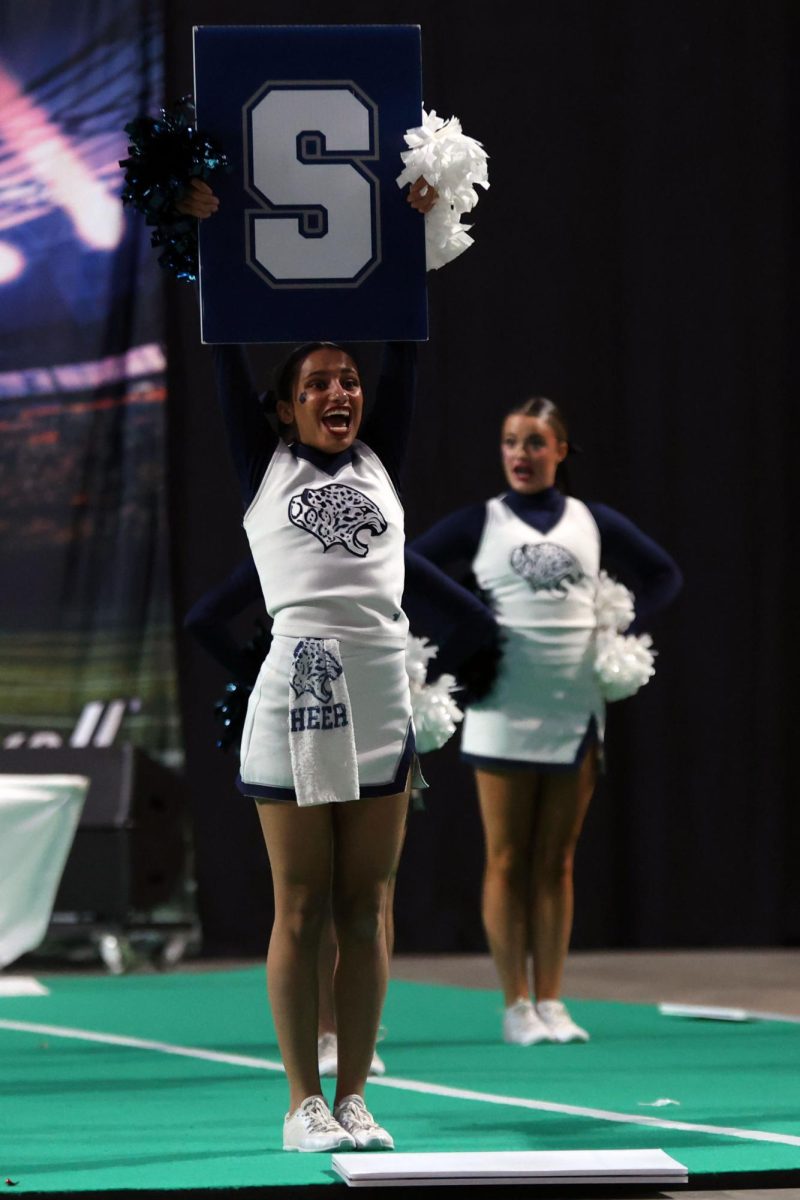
[243,439,408,647]
[461,495,603,765]
[472,496,601,661]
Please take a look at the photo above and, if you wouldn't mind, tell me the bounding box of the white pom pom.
[396,108,489,271]
[594,631,657,702]
[595,570,636,633]
[421,205,476,271]
[412,673,464,753]
[405,633,438,687]
[406,632,463,752]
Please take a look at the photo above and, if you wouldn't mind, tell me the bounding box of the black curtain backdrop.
[163,0,798,954]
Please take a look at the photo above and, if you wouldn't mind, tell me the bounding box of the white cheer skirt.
[238,634,426,804]
[461,627,604,770]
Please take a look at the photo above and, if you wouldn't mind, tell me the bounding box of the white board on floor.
[332,1148,688,1187]
[659,1001,751,1021]
[0,976,49,997]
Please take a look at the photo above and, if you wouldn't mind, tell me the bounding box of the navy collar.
[502,486,564,516]
[291,441,356,477]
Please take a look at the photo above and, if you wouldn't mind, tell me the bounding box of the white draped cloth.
[0,774,88,968]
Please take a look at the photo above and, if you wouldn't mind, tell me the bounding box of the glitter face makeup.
[275,348,364,453]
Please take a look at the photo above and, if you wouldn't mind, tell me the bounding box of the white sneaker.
[369,1047,386,1076]
[503,998,550,1045]
[283,1095,356,1153]
[318,1032,338,1077]
[536,999,590,1043]
[333,1094,394,1150]
[318,1031,386,1077]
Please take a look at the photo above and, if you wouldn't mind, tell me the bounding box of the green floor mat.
[1,967,798,1192]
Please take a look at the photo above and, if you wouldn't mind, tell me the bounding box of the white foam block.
[0,977,49,997]
[332,1148,688,1187]
[659,1002,751,1022]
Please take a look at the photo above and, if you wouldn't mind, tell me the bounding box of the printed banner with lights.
[0,1,181,763]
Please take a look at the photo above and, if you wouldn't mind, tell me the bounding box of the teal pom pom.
[213,681,252,753]
[212,621,273,752]
[119,96,228,282]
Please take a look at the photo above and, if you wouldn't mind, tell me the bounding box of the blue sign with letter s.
[193,25,427,343]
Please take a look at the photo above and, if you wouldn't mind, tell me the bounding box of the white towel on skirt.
[288,637,359,806]
[238,634,425,802]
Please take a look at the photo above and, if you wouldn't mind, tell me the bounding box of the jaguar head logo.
[510,543,584,593]
[290,639,343,704]
[288,483,387,557]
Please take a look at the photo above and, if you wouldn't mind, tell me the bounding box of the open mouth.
[512,465,533,481]
[321,408,352,434]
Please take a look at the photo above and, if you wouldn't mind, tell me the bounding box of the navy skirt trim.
[462,718,600,774]
[239,723,416,804]
[237,776,296,803]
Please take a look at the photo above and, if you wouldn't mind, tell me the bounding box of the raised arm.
[588,503,683,629]
[360,176,438,488]
[211,343,277,507]
[361,342,418,490]
[177,181,278,507]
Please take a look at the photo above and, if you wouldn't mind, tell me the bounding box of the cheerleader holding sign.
[173,112,489,1153]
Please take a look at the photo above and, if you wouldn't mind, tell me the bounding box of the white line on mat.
[0,1017,284,1072]
[2,1017,799,1149]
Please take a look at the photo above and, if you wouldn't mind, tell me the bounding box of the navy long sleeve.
[411,488,682,627]
[403,548,498,680]
[586,502,683,628]
[361,342,418,492]
[184,546,500,693]
[410,502,489,569]
[211,344,277,507]
[183,557,265,683]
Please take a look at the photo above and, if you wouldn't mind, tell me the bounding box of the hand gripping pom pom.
[406,633,463,753]
[119,96,228,282]
[396,109,489,270]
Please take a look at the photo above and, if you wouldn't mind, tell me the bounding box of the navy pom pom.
[119,96,228,282]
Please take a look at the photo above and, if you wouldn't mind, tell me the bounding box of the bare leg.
[317,911,337,1036]
[256,802,333,1112]
[475,768,539,1006]
[384,810,408,960]
[319,812,405,1043]
[530,746,597,1001]
[331,789,409,1104]
[384,875,397,960]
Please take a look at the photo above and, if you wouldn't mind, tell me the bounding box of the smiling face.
[501,413,568,494]
[276,347,363,454]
